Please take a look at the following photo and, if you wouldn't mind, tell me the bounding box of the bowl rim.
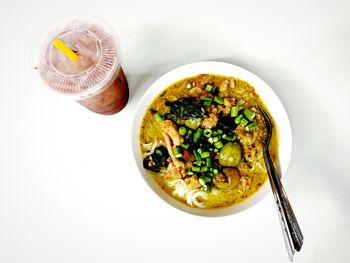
[131,61,292,217]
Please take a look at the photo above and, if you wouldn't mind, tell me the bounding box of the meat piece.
[229,79,235,88]
[188,87,203,97]
[235,125,257,163]
[163,133,184,168]
[185,175,201,188]
[218,80,229,97]
[202,106,219,129]
[182,149,195,161]
[235,125,256,145]
[235,111,266,164]
[194,74,211,88]
[218,79,235,97]
[217,98,235,115]
[167,162,182,179]
[202,113,218,129]
[160,120,183,146]
[163,132,186,178]
[224,98,235,111]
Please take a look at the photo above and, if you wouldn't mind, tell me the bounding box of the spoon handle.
[264,151,304,260]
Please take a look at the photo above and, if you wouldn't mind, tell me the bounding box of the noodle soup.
[139,74,278,209]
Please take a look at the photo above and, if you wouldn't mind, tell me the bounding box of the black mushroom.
[216,115,237,132]
[143,146,170,173]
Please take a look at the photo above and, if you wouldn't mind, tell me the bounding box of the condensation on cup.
[32,15,129,115]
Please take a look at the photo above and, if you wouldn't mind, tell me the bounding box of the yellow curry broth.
[140,74,278,209]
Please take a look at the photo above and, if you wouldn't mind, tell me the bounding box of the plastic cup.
[32,15,129,115]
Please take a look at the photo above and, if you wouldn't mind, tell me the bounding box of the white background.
[0,0,349,262]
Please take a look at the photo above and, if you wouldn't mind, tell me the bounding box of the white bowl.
[132,61,292,217]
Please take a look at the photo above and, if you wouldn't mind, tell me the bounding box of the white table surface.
[0,0,349,262]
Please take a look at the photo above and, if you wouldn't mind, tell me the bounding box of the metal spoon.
[257,105,303,261]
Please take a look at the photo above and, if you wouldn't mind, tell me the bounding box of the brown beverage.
[32,15,129,115]
[78,68,129,115]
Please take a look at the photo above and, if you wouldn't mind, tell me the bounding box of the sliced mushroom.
[213,168,241,190]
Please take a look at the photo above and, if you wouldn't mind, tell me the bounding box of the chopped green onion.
[206,158,212,167]
[213,96,224,105]
[230,106,239,117]
[187,169,194,175]
[186,83,192,89]
[173,147,183,158]
[203,129,212,138]
[212,168,219,175]
[213,148,219,153]
[203,100,212,107]
[214,141,224,149]
[213,136,221,143]
[200,152,210,158]
[187,129,193,136]
[217,129,223,134]
[201,165,209,172]
[193,128,203,142]
[209,147,214,152]
[205,84,214,92]
[208,137,214,144]
[202,96,212,107]
[201,184,212,193]
[222,134,237,141]
[207,172,214,177]
[193,150,202,163]
[178,126,187,136]
[154,112,164,122]
[234,114,243,124]
[192,166,201,172]
[240,118,249,127]
[181,143,190,149]
[243,108,256,121]
[245,122,257,131]
[199,175,211,185]
[197,148,203,154]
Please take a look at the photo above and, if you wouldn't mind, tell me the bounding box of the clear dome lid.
[32,15,121,100]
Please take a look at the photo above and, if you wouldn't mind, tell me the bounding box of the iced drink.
[32,15,129,115]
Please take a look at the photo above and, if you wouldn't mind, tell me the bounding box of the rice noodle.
[255,162,266,173]
[168,179,207,208]
[238,176,248,194]
[188,190,207,208]
[248,151,266,173]
[142,140,158,157]
[256,151,263,161]
[249,161,266,173]
[142,142,153,150]
[251,133,257,144]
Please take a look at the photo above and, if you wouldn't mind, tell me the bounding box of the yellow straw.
[52,39,79,63]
